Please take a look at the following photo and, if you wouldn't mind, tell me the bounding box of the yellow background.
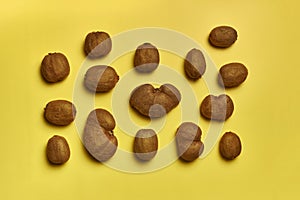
[1,0,299,199]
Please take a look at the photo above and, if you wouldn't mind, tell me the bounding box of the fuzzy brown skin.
[84,31,112,58]
[134,129,158,161]
[219,132,242,160]
[129,83,181,118]
[84,65,119,93]
[46,135,70,165]
[218,63,248,88]
[209,26,237,48]
[83,125,118,162]
[83,109,118,162]
[184,48,206,80]
[175,122,204,162]
[134,43,160,73]
[86,109,116,131]
[179,141,204,162]
[160,84,181,106]
[200,94,234,121]
[44,100,76,126]
[41,52,70,83]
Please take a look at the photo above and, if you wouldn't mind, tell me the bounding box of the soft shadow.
[80,143,104,165]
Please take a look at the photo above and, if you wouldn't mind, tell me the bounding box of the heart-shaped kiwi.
[129,83,181,118]
[200,94,234,121]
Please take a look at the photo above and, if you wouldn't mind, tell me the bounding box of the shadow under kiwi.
[79,142,104,165]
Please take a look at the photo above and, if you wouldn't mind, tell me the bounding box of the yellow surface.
[1,0,300,199]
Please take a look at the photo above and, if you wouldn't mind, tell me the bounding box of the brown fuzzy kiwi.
[129,83,181,118]
[209,26,237,48]
[44,100,76,126]
[84,31,112,58]
[41,52,70,83]
[200,94,234,121]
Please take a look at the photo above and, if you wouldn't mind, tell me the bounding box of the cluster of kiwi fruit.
[41,26,247,165]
